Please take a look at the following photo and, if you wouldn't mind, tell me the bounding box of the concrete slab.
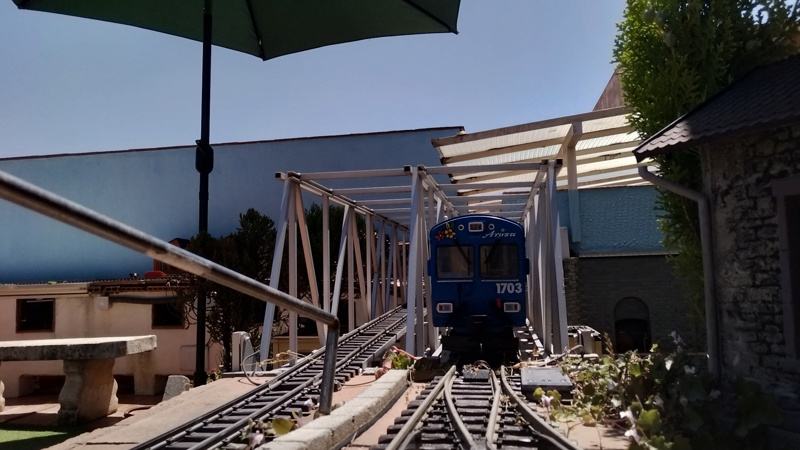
[46,376,272,450]
[0,336,157,361]
[0,336,157,424]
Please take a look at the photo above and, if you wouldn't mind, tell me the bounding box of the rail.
[498,366,578,450]
[0,169,341,414]
[385,365,457,450]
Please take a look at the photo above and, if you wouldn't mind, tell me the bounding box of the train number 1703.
[495,282,523,294]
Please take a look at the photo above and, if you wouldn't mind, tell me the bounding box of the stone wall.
[574,255,697,350]
[563,258,582,325]
[702,124,800,429]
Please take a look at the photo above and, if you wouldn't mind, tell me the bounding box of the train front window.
[437,245,474,279]
[480,244,519,278]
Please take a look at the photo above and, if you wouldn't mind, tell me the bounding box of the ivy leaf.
[637,409,663,434]
[672,434,692,450]
[681,407,704,431]
[630,362,642,377]
[681,376,707,402]
[532,387,544,402]
[272,417,295,435]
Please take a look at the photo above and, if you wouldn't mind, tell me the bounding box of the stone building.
[632,53,800,441]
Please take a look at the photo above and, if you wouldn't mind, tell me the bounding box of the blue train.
[428,214,528,363]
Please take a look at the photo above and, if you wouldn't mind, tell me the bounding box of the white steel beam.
[366,214,375,319]
[294,187,324,346]
[330,205,352,326]
[261,179,291,363]
[288,181,299,364]
[323,195,331,317]
[405,168,427,355]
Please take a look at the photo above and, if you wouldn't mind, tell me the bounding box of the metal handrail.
[0,169,341,414]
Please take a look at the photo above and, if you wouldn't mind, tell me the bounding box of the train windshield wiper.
[453,239,470,265]
[484,238,500,265]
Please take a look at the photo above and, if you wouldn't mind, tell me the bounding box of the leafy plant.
[550,337,782,449]
[384,349,415,369]
[177,208,277,371]
[207,366,223,383]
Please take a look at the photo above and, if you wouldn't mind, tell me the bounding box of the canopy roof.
[432,107,650,197]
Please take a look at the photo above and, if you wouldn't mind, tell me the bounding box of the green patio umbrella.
[12,0,461,229]
[12,0,461,386]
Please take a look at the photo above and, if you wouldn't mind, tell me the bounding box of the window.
[17,298,55,332]
[152,301,185,328]
[437,245,473,279]
[775,178,800,357]
[479,244,519,278]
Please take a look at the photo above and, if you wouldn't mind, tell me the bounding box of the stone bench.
[0,335,156,425]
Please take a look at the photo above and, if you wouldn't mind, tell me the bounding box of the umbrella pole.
[194,0,214,388]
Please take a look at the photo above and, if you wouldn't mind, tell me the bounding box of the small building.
[632,53,800,441]
[1,275,219,398]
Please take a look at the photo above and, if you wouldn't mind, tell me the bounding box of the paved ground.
[0,372,631,450]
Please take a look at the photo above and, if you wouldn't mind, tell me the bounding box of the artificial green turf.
[0,425,85,450]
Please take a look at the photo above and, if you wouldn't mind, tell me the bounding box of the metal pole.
[319,327,340,414]
[194,0,214,387]
[638,166,720,377]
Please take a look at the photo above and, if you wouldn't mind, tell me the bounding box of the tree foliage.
[179,208,276,370]
[177,204,373,369]
[299,203,368,332]
[613,0,800,324]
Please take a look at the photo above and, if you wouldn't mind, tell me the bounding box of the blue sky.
[0,1,626,158]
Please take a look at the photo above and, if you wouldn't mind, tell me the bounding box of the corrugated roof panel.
[445,145,561,167]
[437,108,648,190]
[576,132,639,151]
[582,114,629,133]
[461,172,540,185]
[568,155,641,177]
[437,124,571,158]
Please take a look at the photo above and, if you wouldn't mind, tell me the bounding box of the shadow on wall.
[614,297,651,353]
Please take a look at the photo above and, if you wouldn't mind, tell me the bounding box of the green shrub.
[553,339,781,449]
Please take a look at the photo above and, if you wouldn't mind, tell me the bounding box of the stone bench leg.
[58,359,118,425]
[0,379,5,412]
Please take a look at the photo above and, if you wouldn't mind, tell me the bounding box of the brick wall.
[574,255,697,350]
[702,125,800,428]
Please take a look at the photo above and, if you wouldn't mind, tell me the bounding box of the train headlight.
[503,302,521,313]
[436,303,453,313]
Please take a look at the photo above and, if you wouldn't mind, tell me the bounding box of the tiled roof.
[88,276,189,294]
[633,52,800,161]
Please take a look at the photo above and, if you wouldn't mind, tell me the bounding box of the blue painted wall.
[557,186,665,255]
[0,127,461,282]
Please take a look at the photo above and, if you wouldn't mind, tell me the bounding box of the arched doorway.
[614,297,651,353]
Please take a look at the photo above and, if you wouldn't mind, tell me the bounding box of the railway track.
[131,306,407,450]
[372,365,580,450]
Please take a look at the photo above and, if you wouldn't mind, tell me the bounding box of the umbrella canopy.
[12,0,461,60]
[11,0,461,395]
